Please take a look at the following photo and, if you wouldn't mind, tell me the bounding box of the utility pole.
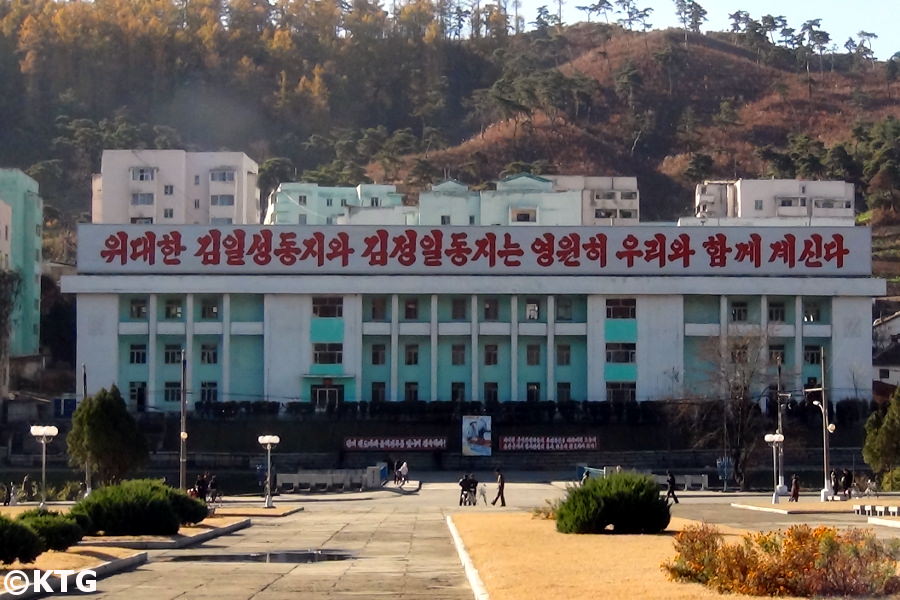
[775,359,790,494]
[179,350,188,490]
[82,364,91,496]
[806,346,834,501]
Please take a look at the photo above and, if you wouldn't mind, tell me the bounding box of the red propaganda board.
[343,437,447,451]
[77,225,869,276]
[499,435,599,451]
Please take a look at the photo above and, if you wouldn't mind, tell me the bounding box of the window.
[298,214,307,224]
[164,299,183,319]
[606,298,636,319]
[451,298,467,320]
[200,343,218,364]
[607,382,636,403]
[483,298,499,320]
[484,344,498,366]
[768,302,785,322]
[557,382,571,403]
[200,381,218,402]
[451,382,466,402]
[313,296,343,317]
[730,301,748,322]
[556,297,573,321]
[129,382,146,409]
[340,198,347,207]
[468,215,476,225]
[371,344,386,365]
[193,199,200,209]
[404,298,418,320]
[371,197,380,207]
[557,344,571,366]
[484,382,498,403]
[803,302,821,323]
[730,344,749,363]
[525,298,540,320]
[768,345,785,364]
[804,345,822,365]
[600,191,616,200]
[452,344,465,366]
[129,344,147,364]
[325,198,333,207]
[200,298,218,319]
[371,297,387,320]
[163,208,174,218]
[526,344,540,366]
[595,209,615,219]
[606,343,636,363]
[313,343,343,364]
[526,382,541,402]
[210,169,235,182]
[211,217,232,225]
[297,195,307,205]
[441,215,451,225]
[621,191,637,200]
[194,175,200,185]
[404,382,418,402]
[164,381,181,402]
[405,344,419,365]
[164,344,182,364]
[880,369,890,379]
[513,210,536,222]
[371,382,386,403]
[131,167,154,181]
[325,216,336,225]
[130,298,148,319]
[164,184,174,195]
[131,193,154,205]
[210,194,235,206]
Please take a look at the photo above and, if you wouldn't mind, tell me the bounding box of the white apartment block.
[544,175,640,225]
[418,180,481,225]
[92,150,260,225]
[264,182,403,225]
[694,179,855,223]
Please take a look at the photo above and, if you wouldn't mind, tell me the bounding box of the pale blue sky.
[518,0,898,59]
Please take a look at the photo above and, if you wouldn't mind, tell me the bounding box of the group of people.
[2,475,34,505]
[190,472,219,503]
[393,460,409,486]
[830,468,858,499]
[458,469,506,507]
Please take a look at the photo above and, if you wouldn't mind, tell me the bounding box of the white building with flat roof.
[92,150,260,225]
[544,175,640,225]
[263,182,404,225]
[694,179,854,223]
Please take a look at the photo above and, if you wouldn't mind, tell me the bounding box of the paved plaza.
[43,475,900,599]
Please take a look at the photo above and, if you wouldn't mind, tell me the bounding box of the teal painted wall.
[556,296,587,322]
[480,335,511,401]
[605,319,637,342]
[517,336,546,399]
[118,335,149,393]
[155,334,185,406]
[362,295,391,322]
[362,335,391,401]
[229,335,264,401]
[194,295,222,321]
[438,296,469,321]
[478,295,511,321]
[192,334,222,399]
[231,294,263,321]
[517,296,548,323]
[555,336,586,401]
[802,297,831,324]
[437,336,471,400]
[398,335,431,399]
[157,294,185,322]
[399,295,430,322]
[310,317,344,342]
[119,294,149,322]
[309,362,345,376]
[604,362,637,382]
[684,296,719,324]
[683,337,715,394]
[767,296,795,323]
[802,338,830,385]
[728,296,761,323]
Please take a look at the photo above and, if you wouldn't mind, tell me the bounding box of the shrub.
[0,515,45,564]
[555,472,670,534]
[664,524,900,596]
[17,511,83,551]
[68,505,95,536]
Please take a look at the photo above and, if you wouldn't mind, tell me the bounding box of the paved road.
[45,478,900,599]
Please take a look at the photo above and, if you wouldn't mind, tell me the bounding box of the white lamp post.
[764,432,785,504]
[258,435,280,508]
[813,400,836,501]
[30,425,59,510]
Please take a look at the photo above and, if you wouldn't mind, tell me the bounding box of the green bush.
[555,472,670,534]
[68,505,96,535]
[16,511,84,551]
[0,515,45,564]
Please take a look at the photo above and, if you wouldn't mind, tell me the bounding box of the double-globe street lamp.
[812,400,837,501]
[30,425,59,510]
[764,432,785,504]
[258,435,280,508]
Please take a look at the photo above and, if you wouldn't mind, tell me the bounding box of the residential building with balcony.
[693,179,855,224]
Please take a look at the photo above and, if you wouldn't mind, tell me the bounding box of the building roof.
[874,311,900,327]
[499,173,551,184]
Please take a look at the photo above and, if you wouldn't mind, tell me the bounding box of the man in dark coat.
[491,468,506,507]
[665,471,679,504]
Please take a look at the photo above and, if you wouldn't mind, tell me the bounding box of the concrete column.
[185,293,194,407]
[719,295,728,398]
[471,295,479,403]
[344,294,364,403]
[794,295,804,391]
[510,296,518,402]
[586,296,605,401]
[390,294,399,402]
[547,295,556,402]
[222,294,231,402]
[148,294,158,410]
[759,295,768,366]
[430,294,438,402]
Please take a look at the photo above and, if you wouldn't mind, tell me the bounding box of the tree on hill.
[683,152,712,183]
[67,386,148,486]
[863,388,900,477]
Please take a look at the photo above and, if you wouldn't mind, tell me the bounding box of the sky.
[518,0,899,60]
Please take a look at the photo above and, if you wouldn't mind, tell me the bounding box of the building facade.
[263,183,404,225]
[92,150,260,225]
[695,179,855,222]
[64,224,880,413]
[0,169,42,358]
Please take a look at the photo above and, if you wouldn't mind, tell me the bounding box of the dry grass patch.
[213,505,302,517]
[1,545,138,572]
[452,513,803,600]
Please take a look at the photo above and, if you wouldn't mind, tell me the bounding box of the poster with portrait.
[462,415,492,456]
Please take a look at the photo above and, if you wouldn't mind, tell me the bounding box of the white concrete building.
[694,179,855,223]
[479,174,582,226]
[92,150,260,225]
[418,180,480,226]
[263,183,404,225]
[545,175,640,225]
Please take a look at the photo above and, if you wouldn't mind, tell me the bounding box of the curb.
[0,551,148,600]
[80,518,251,549]
[446,515,489,600]
[730,503,855,515]
[868,516,900,528]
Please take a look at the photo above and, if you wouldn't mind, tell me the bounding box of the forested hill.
[0,0,898,224]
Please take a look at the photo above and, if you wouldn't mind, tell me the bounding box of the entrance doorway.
[311,385,344,413]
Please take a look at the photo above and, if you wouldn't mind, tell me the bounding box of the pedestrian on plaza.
[22,475,33,501]
[2,482,11,506]
[208,475,219,502]
[478,482,488,505]
[830,469,840,499]
[467,474,479,505]
[665,471,679,504]
[458,474,470,506]
[491,468,506,507]
[789,474,800,502]
[841,469,853,500]
[581,470,591,486]
[195,473,208,501]
[398,461,409,487]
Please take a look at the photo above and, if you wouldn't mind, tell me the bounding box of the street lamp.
[30,425,59,510]
[179,350,187,491]
[258,435,280,508]
[764,432,785,504]
[812,400,836,501]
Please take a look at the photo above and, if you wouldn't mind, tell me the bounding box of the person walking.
[458,474,470,506]
[491,468,506,507]
[665,471,679,504]
[2,482,11,506]
[789,474,800,502]
[22,475,33,502]
[841,469,853,500]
